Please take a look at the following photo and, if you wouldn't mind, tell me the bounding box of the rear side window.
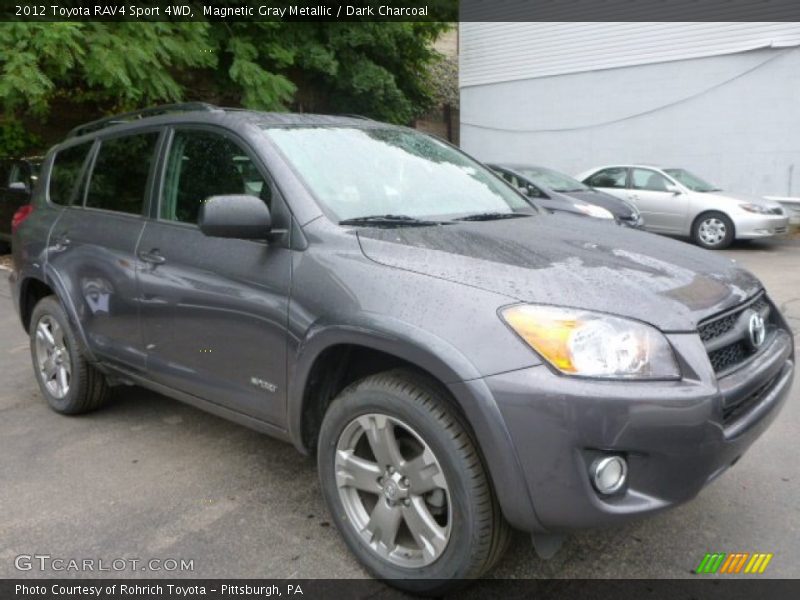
[85,132,159,215]
[49,143,92,205]
[586,168,628,189]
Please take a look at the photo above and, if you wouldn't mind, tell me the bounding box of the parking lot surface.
[0,239,798,590]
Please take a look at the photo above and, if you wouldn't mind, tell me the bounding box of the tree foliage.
[0,20,451,154]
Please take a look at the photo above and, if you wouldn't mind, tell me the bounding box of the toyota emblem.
[748,312,766,349]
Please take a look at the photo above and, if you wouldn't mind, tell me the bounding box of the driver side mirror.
[665,183,682,195]
[198,195,272,240]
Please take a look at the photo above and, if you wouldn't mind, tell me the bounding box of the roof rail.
[67,102,220,138]
[338,113,373,121]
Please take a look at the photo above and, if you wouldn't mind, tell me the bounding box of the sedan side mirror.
[665,183,682,195]
[198,195,272,240]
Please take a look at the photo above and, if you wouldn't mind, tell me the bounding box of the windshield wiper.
[338,214,445,227]
[454,212,531,222]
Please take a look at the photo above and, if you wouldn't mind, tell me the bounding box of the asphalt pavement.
[0,239,798,593]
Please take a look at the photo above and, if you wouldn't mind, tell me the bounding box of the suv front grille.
[698,295,772,375]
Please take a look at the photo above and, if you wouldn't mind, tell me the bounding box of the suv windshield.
[518,166,590,193]
[262,126,531,221]
[663,168,721,192]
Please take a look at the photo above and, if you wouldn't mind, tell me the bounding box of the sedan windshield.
[663,168,721,192]
[517,166,590,193]
[262,126,531,221]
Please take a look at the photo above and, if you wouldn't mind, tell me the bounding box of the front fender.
[287,317,482,450]
[286,319,544,533]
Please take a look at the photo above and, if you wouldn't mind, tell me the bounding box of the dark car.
[1,157,41,251]
[490,163,643,228]
[10,104,794,593]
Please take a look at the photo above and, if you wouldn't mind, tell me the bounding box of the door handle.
[138,250,166,265]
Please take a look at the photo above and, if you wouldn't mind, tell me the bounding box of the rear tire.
[29,296,110,414]
[317,369,510,594]
[692,211,735,249]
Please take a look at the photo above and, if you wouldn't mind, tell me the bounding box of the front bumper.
[481,329,793,532]
[734,213,790,239]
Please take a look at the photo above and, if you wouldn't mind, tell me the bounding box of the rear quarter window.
[48,143,93,205]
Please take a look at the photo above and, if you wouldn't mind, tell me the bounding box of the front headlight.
[575,204,614,219]
[501,305,680,379]
[739,203,773,215]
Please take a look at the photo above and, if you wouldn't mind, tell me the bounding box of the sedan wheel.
[692,212,734,249]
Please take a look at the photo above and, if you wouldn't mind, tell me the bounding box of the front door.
[628,168,689,233]
[137,127,291,425]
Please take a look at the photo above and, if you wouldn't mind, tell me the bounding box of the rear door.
[136,126,291,425]
[48,129,163,371]
[583,167,630,202]
[628,168,689,233]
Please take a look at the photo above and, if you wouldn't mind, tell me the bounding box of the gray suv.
[9,104,794,593]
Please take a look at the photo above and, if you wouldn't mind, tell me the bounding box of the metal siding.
[460,46,800,198]
[461,22,800,88]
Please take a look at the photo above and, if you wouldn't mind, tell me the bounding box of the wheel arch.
[288,323,480,454]
[287,324,544,533]
[19,267,97,363]
[692,209,736,240]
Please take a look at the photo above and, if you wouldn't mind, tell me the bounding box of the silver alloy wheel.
[698,217,727,246]
[34,315,71,399]
[335,413,452,568]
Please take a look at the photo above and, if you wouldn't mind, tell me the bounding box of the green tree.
[0,19,451,153]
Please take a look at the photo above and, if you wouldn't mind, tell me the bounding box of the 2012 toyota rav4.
[9,104,795,594]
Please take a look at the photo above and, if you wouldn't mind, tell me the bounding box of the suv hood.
[357,213,761,331]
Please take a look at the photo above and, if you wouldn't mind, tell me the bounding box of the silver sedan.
[576,165,789,249]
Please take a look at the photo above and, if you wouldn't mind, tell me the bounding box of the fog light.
[590,455,627,495]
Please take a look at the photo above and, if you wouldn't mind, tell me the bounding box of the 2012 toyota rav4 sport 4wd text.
[9,104,795,593]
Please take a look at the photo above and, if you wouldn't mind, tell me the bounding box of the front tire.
[692,211,735,249]
[29,296,110,414]
[317,370,510,594]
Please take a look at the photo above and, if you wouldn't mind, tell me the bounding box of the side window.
[161,130,270,224]
[85,132,159,214]
[586,168,628,189]
[0,161,9,186]
[631,168,671,192]
[49,143,93,205]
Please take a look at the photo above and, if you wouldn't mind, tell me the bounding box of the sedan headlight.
[739,203,776,215]
[501,305,680,379]
[575,204,614,219]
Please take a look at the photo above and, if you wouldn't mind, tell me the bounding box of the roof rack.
[67,102,220,138]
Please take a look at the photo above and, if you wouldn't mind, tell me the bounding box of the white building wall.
[460,22,800,87]
[460,24,800,197]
